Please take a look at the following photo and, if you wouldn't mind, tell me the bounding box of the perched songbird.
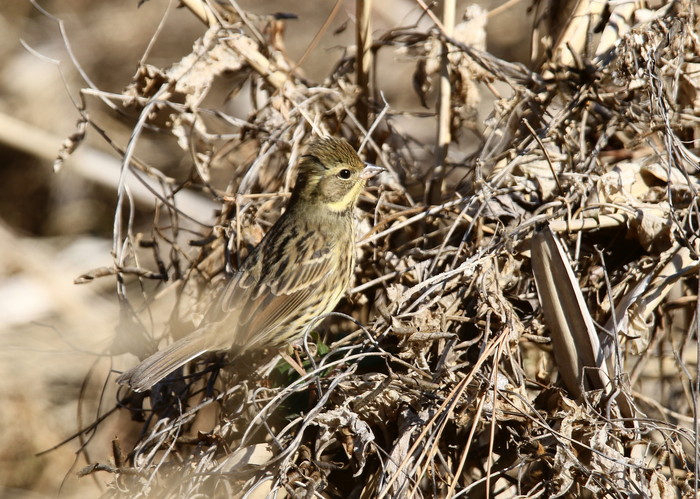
[117,137,383,391]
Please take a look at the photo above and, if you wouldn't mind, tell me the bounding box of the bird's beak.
[360,163,385,179]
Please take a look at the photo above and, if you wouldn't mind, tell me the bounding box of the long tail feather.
[116,332,210,392]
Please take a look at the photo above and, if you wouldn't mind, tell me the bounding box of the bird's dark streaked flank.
[117,137,383,392]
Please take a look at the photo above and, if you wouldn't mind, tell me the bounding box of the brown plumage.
[117,137,382,391]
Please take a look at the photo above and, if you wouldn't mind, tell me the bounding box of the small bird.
[117,137,383,391]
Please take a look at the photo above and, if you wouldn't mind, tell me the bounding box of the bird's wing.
[212,232,341,348]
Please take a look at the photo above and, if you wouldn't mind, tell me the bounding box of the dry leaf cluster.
[54,0,700,497]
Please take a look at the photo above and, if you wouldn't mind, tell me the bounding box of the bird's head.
[292,137,383,213]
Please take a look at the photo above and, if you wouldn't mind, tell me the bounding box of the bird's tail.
[116,332,211,392]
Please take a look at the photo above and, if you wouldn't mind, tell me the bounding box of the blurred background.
[0,1,532,497]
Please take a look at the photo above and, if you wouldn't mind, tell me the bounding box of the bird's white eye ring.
[339,169,352,179]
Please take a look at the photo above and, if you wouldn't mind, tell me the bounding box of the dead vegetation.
[42,0,700,496]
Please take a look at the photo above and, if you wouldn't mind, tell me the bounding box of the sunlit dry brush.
[56,0,700,497]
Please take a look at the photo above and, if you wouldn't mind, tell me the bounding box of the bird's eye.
[338,169,352,179]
